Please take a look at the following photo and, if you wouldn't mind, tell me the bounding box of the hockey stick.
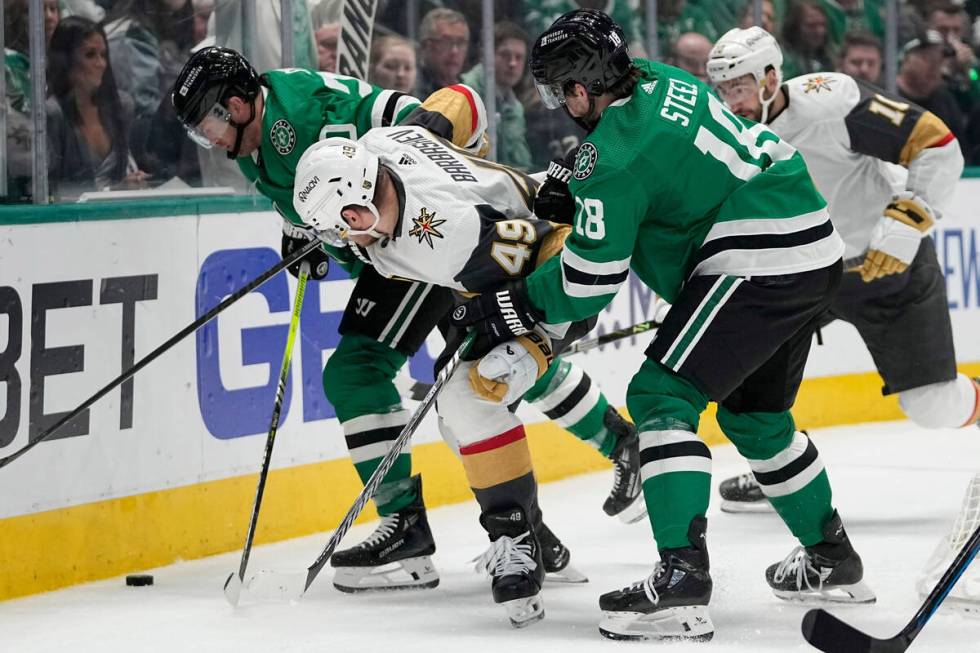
[403,319,662,399]
[563,319,661,356]
[802,522,980,653]
[0,237,323,470]
[239,332,475,602]
[224,261,310,607]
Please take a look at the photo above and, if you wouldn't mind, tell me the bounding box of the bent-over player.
[171,47,642,595]
[292,126,600,627]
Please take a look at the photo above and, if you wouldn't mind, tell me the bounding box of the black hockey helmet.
[171,46,259,131]
[530,9,632,109]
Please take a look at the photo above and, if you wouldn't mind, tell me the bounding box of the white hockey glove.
[860,192,935,283]
[469,329,554,404]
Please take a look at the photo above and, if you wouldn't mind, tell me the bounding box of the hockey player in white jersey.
[292,126,598,627]
[706,28,980,532]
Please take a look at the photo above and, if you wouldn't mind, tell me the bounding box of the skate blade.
[333,556,439,593]
[502,595,545,628]
[616,493,648,524]
[599,605,714,641]
[545,563,589,584]
[774,581,876,605]
[720,499,774,514]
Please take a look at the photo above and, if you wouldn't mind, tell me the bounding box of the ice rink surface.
[4,419,980,653]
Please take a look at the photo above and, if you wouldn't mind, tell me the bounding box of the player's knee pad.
[437,361,521,448]
[468,330,554,404]
[899,376,980,429]
[322,335,405,419]
[625,359,707,432]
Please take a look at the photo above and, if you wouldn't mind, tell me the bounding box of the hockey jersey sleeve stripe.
[561,246,631,275]
[372,89,416,128]
[414,85,486,149]
[448,84,479,132]
[898,111,955,166]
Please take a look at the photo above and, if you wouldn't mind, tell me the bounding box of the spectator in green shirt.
[461,21,532,170]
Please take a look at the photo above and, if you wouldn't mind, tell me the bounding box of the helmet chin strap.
[226,100,257,159]
[758,76,780,124]
[563,95,602,133]
[344,202,387,241]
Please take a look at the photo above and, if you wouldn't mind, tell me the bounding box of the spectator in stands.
[461,21,532,169]
[46,16,148,199]
[523,1,646,56]
[897,29,965,142]
[4,0,32,200]
[103,0,197,121]
[927,1,980,112]
[781,0,835,78]
[416,8,470,98]
[369,34,417,95]
[315,22,340,72]
[668,31,712,82]
[655,0,720,54]
[739,0,776,34]
[44,0,60,43]
[836,29,883,84]
[191,0,213,47]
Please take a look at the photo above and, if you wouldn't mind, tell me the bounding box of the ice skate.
[536,521,588,583]
[766,510,876,604]
[474,507,545,628]
[330,475,439,592]
[718,472,774,513]
[602,408,647,524]
[598,517,714,642]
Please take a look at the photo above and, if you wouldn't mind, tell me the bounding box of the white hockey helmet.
[293,137,383,241]
[707,26,783,121]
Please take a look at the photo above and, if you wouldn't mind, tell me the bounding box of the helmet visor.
[714,77,759,105]
[185,103,233,149]
[535,80,567,109]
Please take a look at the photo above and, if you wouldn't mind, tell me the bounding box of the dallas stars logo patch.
[802,75,836,94]
[408,208,446,249]
[270,119,296,155]
[573,142,598,180]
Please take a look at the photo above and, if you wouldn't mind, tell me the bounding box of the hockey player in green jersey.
[451,10,873,641]
[171,47,642,593]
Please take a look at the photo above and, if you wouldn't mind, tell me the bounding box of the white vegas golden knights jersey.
[353,125,565,293]
[769,72,963,259]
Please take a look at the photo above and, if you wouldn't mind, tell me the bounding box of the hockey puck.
[125,574,154,587]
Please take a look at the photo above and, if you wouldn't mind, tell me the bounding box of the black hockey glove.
[281,229,331,280]
[533,147,577,225]
[449,280,545,352]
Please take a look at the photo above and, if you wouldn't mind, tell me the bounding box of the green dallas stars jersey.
[526,59,843,322]
[238,69,421,227]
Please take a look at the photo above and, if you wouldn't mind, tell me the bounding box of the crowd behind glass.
[4,0,980,203]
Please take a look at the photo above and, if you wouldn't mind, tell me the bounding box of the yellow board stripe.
[3,362,979,601]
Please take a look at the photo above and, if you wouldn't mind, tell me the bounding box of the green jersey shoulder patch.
[573,142,598,180]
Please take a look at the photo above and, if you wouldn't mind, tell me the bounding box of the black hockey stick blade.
[803,609,909,653]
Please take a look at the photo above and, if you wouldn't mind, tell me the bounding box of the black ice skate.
[474,507,545,628]
[536,521,588,584]
[330,475,439,593]
[598,517,714,642]
[766,510,876,604]
[602,408,647,524]
[718,472,773,513]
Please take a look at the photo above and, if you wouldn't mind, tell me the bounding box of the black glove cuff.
[547,159,572,183]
